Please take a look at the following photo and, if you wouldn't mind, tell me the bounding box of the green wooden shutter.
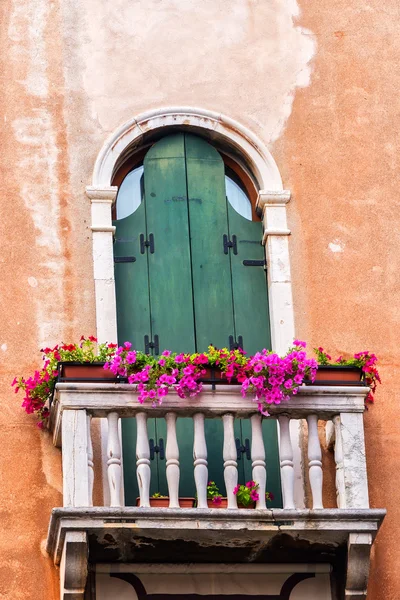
[114,201,151,349]
[185,134,235,351]
[144,133,196,354]
[227,203,271,355]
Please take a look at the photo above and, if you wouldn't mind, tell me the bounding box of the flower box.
[199,366,240,385]
[305,365,365,386]
[136,497,195,508]
[57,362,121,383]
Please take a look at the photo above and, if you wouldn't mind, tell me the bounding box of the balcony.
[46,383,385,600]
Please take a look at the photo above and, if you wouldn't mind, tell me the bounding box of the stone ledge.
[47,507,385,565]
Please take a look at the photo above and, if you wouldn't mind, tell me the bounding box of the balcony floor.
[47,507,385,565]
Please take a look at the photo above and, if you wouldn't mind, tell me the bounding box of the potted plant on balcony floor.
[206,481,228,508]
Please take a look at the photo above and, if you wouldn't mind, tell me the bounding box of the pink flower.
[162,350,172,357]
[233,485,240,495]
[250,490,259,502]
[293,340,306,348]
[158,359,166,367]
[212,496,222,506]
[246,480,255,489]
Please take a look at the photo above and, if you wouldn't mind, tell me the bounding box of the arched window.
[113,132,270,356]
[111,132,281,507]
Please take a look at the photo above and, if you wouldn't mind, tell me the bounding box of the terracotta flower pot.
[237,502,256,509]
[305,365,364,386]
[58,362,119,382]
[136,497,195,508]
[207,497,228,508]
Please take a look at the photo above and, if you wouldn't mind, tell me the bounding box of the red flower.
[88,336,97,342]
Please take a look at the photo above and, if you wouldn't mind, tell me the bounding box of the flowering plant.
[106,341,318,417]
[151,492,168,499]
[314,347,381,403]
[207,481,223,506]
[12,337,117,427]
[233,480,274,507]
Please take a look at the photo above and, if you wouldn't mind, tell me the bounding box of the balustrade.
[52,383,371,512]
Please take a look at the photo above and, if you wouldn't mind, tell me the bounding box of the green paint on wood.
[144,133,196,354]
[185,134,235,351]
[113,202,151,351]
[227,203,271,355]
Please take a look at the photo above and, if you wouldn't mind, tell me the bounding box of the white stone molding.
[59,531,88,600]
[91,108,283,190]
[86,185,118,345]
[257,189,291,208]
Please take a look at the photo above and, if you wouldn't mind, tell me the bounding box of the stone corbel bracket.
[346,532,373,600]
[60,531,88,600]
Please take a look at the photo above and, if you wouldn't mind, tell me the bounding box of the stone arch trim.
[91,107,284,191]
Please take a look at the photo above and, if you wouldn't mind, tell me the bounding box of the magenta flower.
[250,490,259,502]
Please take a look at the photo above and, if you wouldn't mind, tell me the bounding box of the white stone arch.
[86,107,303,508]
[91,107,284,190]
[86,106,294,355]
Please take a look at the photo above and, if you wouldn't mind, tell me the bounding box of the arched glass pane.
[225,175,252,220]
[116,166,144,220]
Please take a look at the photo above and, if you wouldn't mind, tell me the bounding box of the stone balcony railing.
[46,383,385,600]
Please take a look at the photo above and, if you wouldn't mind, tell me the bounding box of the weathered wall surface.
[0,0,398,597]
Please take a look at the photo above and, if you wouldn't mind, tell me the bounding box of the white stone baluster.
[87,415,94,506]
[307,414,323,509]
[107,412,122,507]
[62,410,90,507]
[136,412,151,507]
[165,412,180,508]
[193,413,208,509]
[223,414,238,508]
[251,414,266,509]
[278,416,295,509]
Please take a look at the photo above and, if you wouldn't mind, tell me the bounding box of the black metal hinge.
[144,334,159,355]
[229,335,243,351]
[140,233,154,254]
[114,256,136,263]
[149,438,165,460]
[223,234,237,255]
[235,438,251,461]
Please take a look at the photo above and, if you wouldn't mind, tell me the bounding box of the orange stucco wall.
[0,0,398,598]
